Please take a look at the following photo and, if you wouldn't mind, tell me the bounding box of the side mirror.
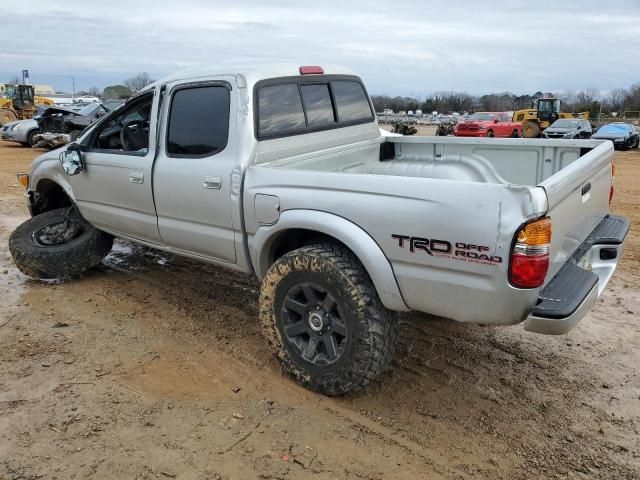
[493,118,499,123]
[59,146,85,176]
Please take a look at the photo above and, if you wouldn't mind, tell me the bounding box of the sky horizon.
[2,1,639,98]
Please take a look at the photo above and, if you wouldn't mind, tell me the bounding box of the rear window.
[167,85,230,157]
[331,81,373,122]
[300,84,335,127]
[258,84,306,137]
[256,76,373,139]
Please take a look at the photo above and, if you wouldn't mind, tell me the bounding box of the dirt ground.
[0,139,638,480]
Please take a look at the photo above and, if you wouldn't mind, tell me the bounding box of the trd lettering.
[392,234,452,256]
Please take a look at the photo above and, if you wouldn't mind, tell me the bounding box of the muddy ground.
[0,140,638,480]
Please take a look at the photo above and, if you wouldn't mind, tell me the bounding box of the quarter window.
[258,83,306,137]
[167,85,230,157]
[331,81,373,122]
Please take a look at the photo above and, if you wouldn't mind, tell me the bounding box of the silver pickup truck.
[10,64,629,395]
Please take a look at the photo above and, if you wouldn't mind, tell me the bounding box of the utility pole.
[70,76,76,100]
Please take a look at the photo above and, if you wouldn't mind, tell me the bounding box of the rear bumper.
[524,215,629,334]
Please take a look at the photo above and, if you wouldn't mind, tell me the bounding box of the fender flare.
[250,209,409,312]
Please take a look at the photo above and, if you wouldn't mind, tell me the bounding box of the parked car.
[454,112,521,137]
[542,119,592,139]
[10,64,628,396]
[37,101,124,138]
[1,118,40,146]
[591,122,639,149]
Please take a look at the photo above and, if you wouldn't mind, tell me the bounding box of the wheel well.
[33,179,72,215]
[269,229,338,266]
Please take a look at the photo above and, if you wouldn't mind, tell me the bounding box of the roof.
[143,62,358,92]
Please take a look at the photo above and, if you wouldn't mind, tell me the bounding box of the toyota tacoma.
[10,64,629,395]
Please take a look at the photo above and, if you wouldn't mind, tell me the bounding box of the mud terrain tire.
[260,243,398,396]
[9,207,113,279]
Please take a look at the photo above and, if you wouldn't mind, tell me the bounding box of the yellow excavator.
[513,98,589,138]
[0,84,54,126]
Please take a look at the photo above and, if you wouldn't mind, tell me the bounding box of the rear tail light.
[609,160,615,205]
[509,217,551,288]
[299,66,324,75]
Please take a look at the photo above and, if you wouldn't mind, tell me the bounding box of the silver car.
[1,119,39,146]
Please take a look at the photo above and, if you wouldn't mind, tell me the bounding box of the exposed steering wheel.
[120,119,148,151]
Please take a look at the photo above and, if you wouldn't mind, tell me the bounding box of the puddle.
[103,239,172,271]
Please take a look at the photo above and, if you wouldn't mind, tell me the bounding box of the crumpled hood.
[40,106,81,117]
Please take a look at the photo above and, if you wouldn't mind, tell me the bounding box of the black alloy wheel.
[280,281,348,366]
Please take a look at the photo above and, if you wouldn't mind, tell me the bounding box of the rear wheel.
[522,120,540,138]
[9,207,113,279]
[511,129,519,138]
[260,243,398,395]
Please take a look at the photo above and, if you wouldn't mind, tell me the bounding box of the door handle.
[129,171,144,184]
[203,176,222,189]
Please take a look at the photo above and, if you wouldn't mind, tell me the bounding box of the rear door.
[152,78,237,263]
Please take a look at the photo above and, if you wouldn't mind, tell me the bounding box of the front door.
[152,78,237,263]
[69,92,162,243]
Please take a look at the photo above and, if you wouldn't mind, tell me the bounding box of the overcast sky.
[2,1,639,96]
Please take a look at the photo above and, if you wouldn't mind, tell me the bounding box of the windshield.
[77,103,102,116]
[551,119,578,129]
[4,85,18,100]
[597,124,630,134]
[469,113,495,121]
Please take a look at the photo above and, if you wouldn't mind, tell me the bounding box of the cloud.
[2,0,639,96]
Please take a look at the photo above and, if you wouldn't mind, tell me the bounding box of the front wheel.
[522,120,540,138]
[486,130,495,137]
[9,207,113,279]
[260,243,398,395]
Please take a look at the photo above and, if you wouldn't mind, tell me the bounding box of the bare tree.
[87,86,102,98]
[605,88,627,113]
[7,75,21,84]
[124,72,153,93]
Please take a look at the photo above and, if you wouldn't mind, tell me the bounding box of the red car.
[454,112,522,138]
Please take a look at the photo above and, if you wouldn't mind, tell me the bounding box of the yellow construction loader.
[0,84,54,126]
[513,98,589,138]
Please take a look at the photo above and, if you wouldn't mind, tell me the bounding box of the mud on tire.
[260,242,398,396]
[9,207,113,279]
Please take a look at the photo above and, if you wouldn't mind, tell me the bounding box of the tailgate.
[539,141,614,280]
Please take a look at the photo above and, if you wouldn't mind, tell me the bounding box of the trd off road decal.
[391,234,503,266]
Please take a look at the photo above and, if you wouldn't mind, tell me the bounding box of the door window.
[89,94,153,153]
[167,85,230,157]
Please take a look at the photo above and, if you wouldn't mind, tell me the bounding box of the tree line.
[371,83,640,118]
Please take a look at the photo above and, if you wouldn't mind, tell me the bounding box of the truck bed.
[247,129,614,325]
